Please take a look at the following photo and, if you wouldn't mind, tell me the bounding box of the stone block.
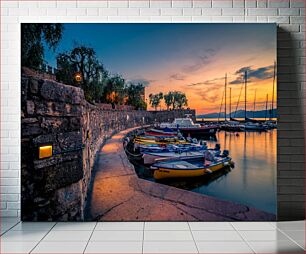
[26,101,35,115]
[42,160,84,193]
[29,78,40,94]
[33,152,81,169]
[55,182,83,221]
[57,131,83,152]
[21,122,43,137]
[69,117,82,130]
[35,101,82,117]
[41,117,70,133]
[40,80,84,105]
[33,133,56,147]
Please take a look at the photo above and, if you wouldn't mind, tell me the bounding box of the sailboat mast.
[234,83,243,118]
[265,94,268,121]
[218,91,225,122]
[253,89,256,118]
[244,71,247,120]
[270,61,276,120]
[224,73,227,121]
[229,87,232,119]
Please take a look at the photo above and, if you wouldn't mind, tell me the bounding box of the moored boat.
[220,121,245,132]
[244,122,267,131]
[145,128,178,137]
[134,136,188,145]
[140,142,206,153]
[159,116,218,136]
[143,151,204,165]
[142,143,222,165]
[151,150,233,180]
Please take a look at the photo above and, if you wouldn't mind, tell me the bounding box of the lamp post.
[74,72,82,83]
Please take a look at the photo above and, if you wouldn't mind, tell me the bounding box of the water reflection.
[195,130,277,214]
[131,130,277,214]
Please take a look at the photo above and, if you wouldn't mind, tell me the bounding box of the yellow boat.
[134,137,189,145]
[151,156,233,180]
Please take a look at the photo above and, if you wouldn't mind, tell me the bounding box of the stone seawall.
[88,127,276,221]
[21,75,194,221]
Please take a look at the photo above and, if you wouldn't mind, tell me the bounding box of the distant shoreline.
[196,117,277,122]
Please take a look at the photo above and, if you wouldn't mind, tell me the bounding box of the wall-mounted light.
[39,145,53,159]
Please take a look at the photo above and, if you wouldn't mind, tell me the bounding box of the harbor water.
[131,129,277,215]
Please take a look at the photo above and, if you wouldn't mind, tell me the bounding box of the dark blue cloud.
[169,73,186,81]
[187,77,224,87]
[182,48,218,73]
[230,65,274,84]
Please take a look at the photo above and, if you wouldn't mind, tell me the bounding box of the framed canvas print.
[21,23,277,221]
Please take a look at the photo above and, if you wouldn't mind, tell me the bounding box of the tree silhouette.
[149,93,163,111]
[21,23,63,70]
[173,91,188,109]
[126,83,146,110]
[56,46,108,103]
[164,92,174,110]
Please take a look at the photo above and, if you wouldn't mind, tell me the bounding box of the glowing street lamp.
[74,72,82,83]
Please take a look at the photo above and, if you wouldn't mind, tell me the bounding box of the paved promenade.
[87,127,276,221]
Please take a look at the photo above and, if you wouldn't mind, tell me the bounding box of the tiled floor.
[0,218,304,253]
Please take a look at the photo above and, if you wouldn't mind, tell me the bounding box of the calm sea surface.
[131,129,277,215]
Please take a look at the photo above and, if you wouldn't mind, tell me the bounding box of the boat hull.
[244,126,267,131]
[143,152,204,165]
[153,158,232,180]
[179,127,217,135]
[221,125,245,132]
[134,137,188,145]
[158,127,217,136]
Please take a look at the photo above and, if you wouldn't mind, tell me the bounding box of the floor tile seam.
[276,227,306,250]
[83,222,98,254]
[230,222,256,254]
[141,220,145,254]
[187,221,200,254]
[0,220,21,236]
[29,222,58,254]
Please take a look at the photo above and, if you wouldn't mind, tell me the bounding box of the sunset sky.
[45,23,277,115]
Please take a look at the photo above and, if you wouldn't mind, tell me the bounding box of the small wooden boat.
[151,152,232,180]
[145,128,178,137]
[143,151,204,165]
[134,137,188,145]
[140,142,207,153]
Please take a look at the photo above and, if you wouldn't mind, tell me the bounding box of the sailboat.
[230,77,243,122]
[243,72,267,131]
[265,62,277,129]
[221,75,245,131]
[245,89,260,123]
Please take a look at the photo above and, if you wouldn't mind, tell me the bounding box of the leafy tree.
[102,74,126,106]
[56,46,107,103]
[57,46,106,86]
[126,83,146,110]
[21,23,63,70]
[164,92,174,110]
[173,91,188,109]
[86,80,105,104]
[149,92,163,111]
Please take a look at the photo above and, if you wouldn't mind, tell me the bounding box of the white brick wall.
[0,0,305,218]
